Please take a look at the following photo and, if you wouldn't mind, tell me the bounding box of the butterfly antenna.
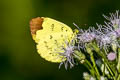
[73,22,81,30]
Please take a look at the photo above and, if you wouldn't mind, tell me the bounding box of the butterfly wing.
[31,17,74,62]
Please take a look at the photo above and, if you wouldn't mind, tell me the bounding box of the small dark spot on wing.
[44,41,47,44]
[54,40,57,44]
[50,35,53,39]
[51,24,54,31]
[61,34,63,37]
[65,29,68,32]
[61,26,64,31]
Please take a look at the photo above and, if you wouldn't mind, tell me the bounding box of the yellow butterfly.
[30,17,76,63]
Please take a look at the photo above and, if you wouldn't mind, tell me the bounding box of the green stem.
[86,44,100,79]
[90,52,100,79]
[117,49,120,72]
[117,48,120,80]
[85,59,95,77]
[117,74,120,80]
[74,50,95,77]
[103,63,105,76]
[105,61,114,77]
[92,43,116,78]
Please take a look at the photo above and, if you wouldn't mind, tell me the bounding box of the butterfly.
[30,17,76,63]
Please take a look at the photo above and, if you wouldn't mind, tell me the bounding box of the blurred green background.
[0,0,120,80]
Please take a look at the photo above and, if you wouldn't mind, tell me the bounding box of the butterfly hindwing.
[31,17,74,62]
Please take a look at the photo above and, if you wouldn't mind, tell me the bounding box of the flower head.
[83,72,91,80]
[102,11,120,39]
[115,28,120,37]
[96,24,119,51]
[103,10,120,29]
[58,39,76,69]
[100,76,107,80]
[107,52,116,61]
[77,27,96,50]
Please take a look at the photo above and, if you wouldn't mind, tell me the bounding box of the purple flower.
[77,27,96,49]
[58,41,76,69]
[96,24,119,51]
[107,52,116,61]
[115,28,120,37]
[103,10,120,29]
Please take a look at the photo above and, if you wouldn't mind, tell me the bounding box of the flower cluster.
[59,11,120,80]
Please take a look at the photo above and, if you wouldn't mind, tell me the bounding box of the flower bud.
[107,52,116,61]
[74,50,86,63]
